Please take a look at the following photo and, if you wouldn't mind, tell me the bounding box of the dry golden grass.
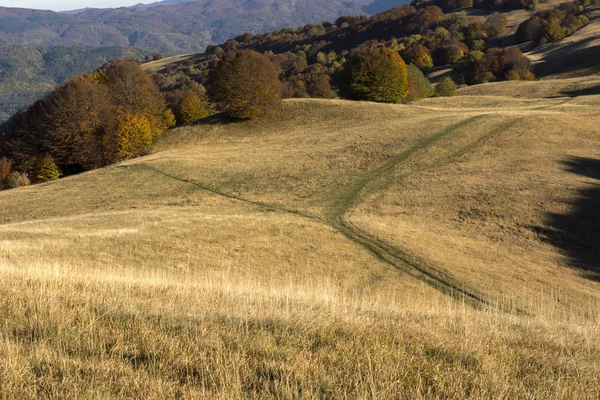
[140,53,197,73]
[1,80,600,398]
[458,75,600,98]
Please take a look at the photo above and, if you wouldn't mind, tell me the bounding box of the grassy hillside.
[0,79,599,397]
[526,6,600,78]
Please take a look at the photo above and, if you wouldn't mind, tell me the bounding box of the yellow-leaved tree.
[179,91,208,124]
[114,114,153,160]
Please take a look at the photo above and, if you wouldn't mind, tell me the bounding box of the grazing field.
[1,79,600,398]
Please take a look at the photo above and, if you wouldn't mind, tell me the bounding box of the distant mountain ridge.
[0,0,411,55]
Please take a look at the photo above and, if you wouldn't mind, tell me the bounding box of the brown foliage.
[45,75,112,170]
[517,4,589,45]
[484,13,508,37]
[308,75,333,98]
[208,50,282,119]
[3,61,171,175]
[105,61,170,137]
[453,47,534,85]
[0,157,13,182]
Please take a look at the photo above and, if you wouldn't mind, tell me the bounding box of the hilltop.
[0,78,599,396]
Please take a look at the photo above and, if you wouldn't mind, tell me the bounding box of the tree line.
[0,45,450,190]
[0,61,174,188]
[157,1,548,105]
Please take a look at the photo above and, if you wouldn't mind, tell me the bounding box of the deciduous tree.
[208,50,282,119]
[340,48,409,103]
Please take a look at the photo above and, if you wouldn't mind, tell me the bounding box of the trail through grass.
[133,114,523,309]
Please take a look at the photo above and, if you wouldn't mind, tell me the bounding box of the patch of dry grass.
[1,260,599,398]
[1,84,600,397]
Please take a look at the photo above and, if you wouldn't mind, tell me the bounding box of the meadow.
[1,78,599,398]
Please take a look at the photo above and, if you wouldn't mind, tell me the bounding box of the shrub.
[484,13,508,37]
[208,50,282,119]
[436,77,457,97]
[471,39,486,52]
[406,64,434,101]
[308,75,334,98]
[404,44,434,70]
[5,171,30,189]
[36,156,62,183]
[164,108,176,129]
[340,48,409,103]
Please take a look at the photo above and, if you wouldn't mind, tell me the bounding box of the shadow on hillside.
[537,157,600,281]
[193,112,246,126]
[560,85,600,97]
[534,43,600,78]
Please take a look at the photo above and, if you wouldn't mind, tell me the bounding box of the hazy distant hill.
[0,0,411,56]
[0,46,147,123]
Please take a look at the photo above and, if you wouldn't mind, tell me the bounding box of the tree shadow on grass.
[192,112,240,126]
[560,85,600,98]
[537,157,600,281]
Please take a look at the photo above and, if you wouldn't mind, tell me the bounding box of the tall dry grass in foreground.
[0,259,599,399]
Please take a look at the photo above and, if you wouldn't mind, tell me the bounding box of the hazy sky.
[0,0,156,11]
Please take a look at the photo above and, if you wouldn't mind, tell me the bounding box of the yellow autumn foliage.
[115,114,153,160]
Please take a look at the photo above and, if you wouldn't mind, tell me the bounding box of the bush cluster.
[452,47,534,85]
[516,0,595,45]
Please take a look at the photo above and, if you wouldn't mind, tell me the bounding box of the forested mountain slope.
[0,0,411,55]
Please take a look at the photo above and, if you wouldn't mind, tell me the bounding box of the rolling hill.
[0,77,599,397]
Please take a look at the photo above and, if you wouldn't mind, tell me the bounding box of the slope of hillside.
[0,80,599,397]
[527,6,600,78]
